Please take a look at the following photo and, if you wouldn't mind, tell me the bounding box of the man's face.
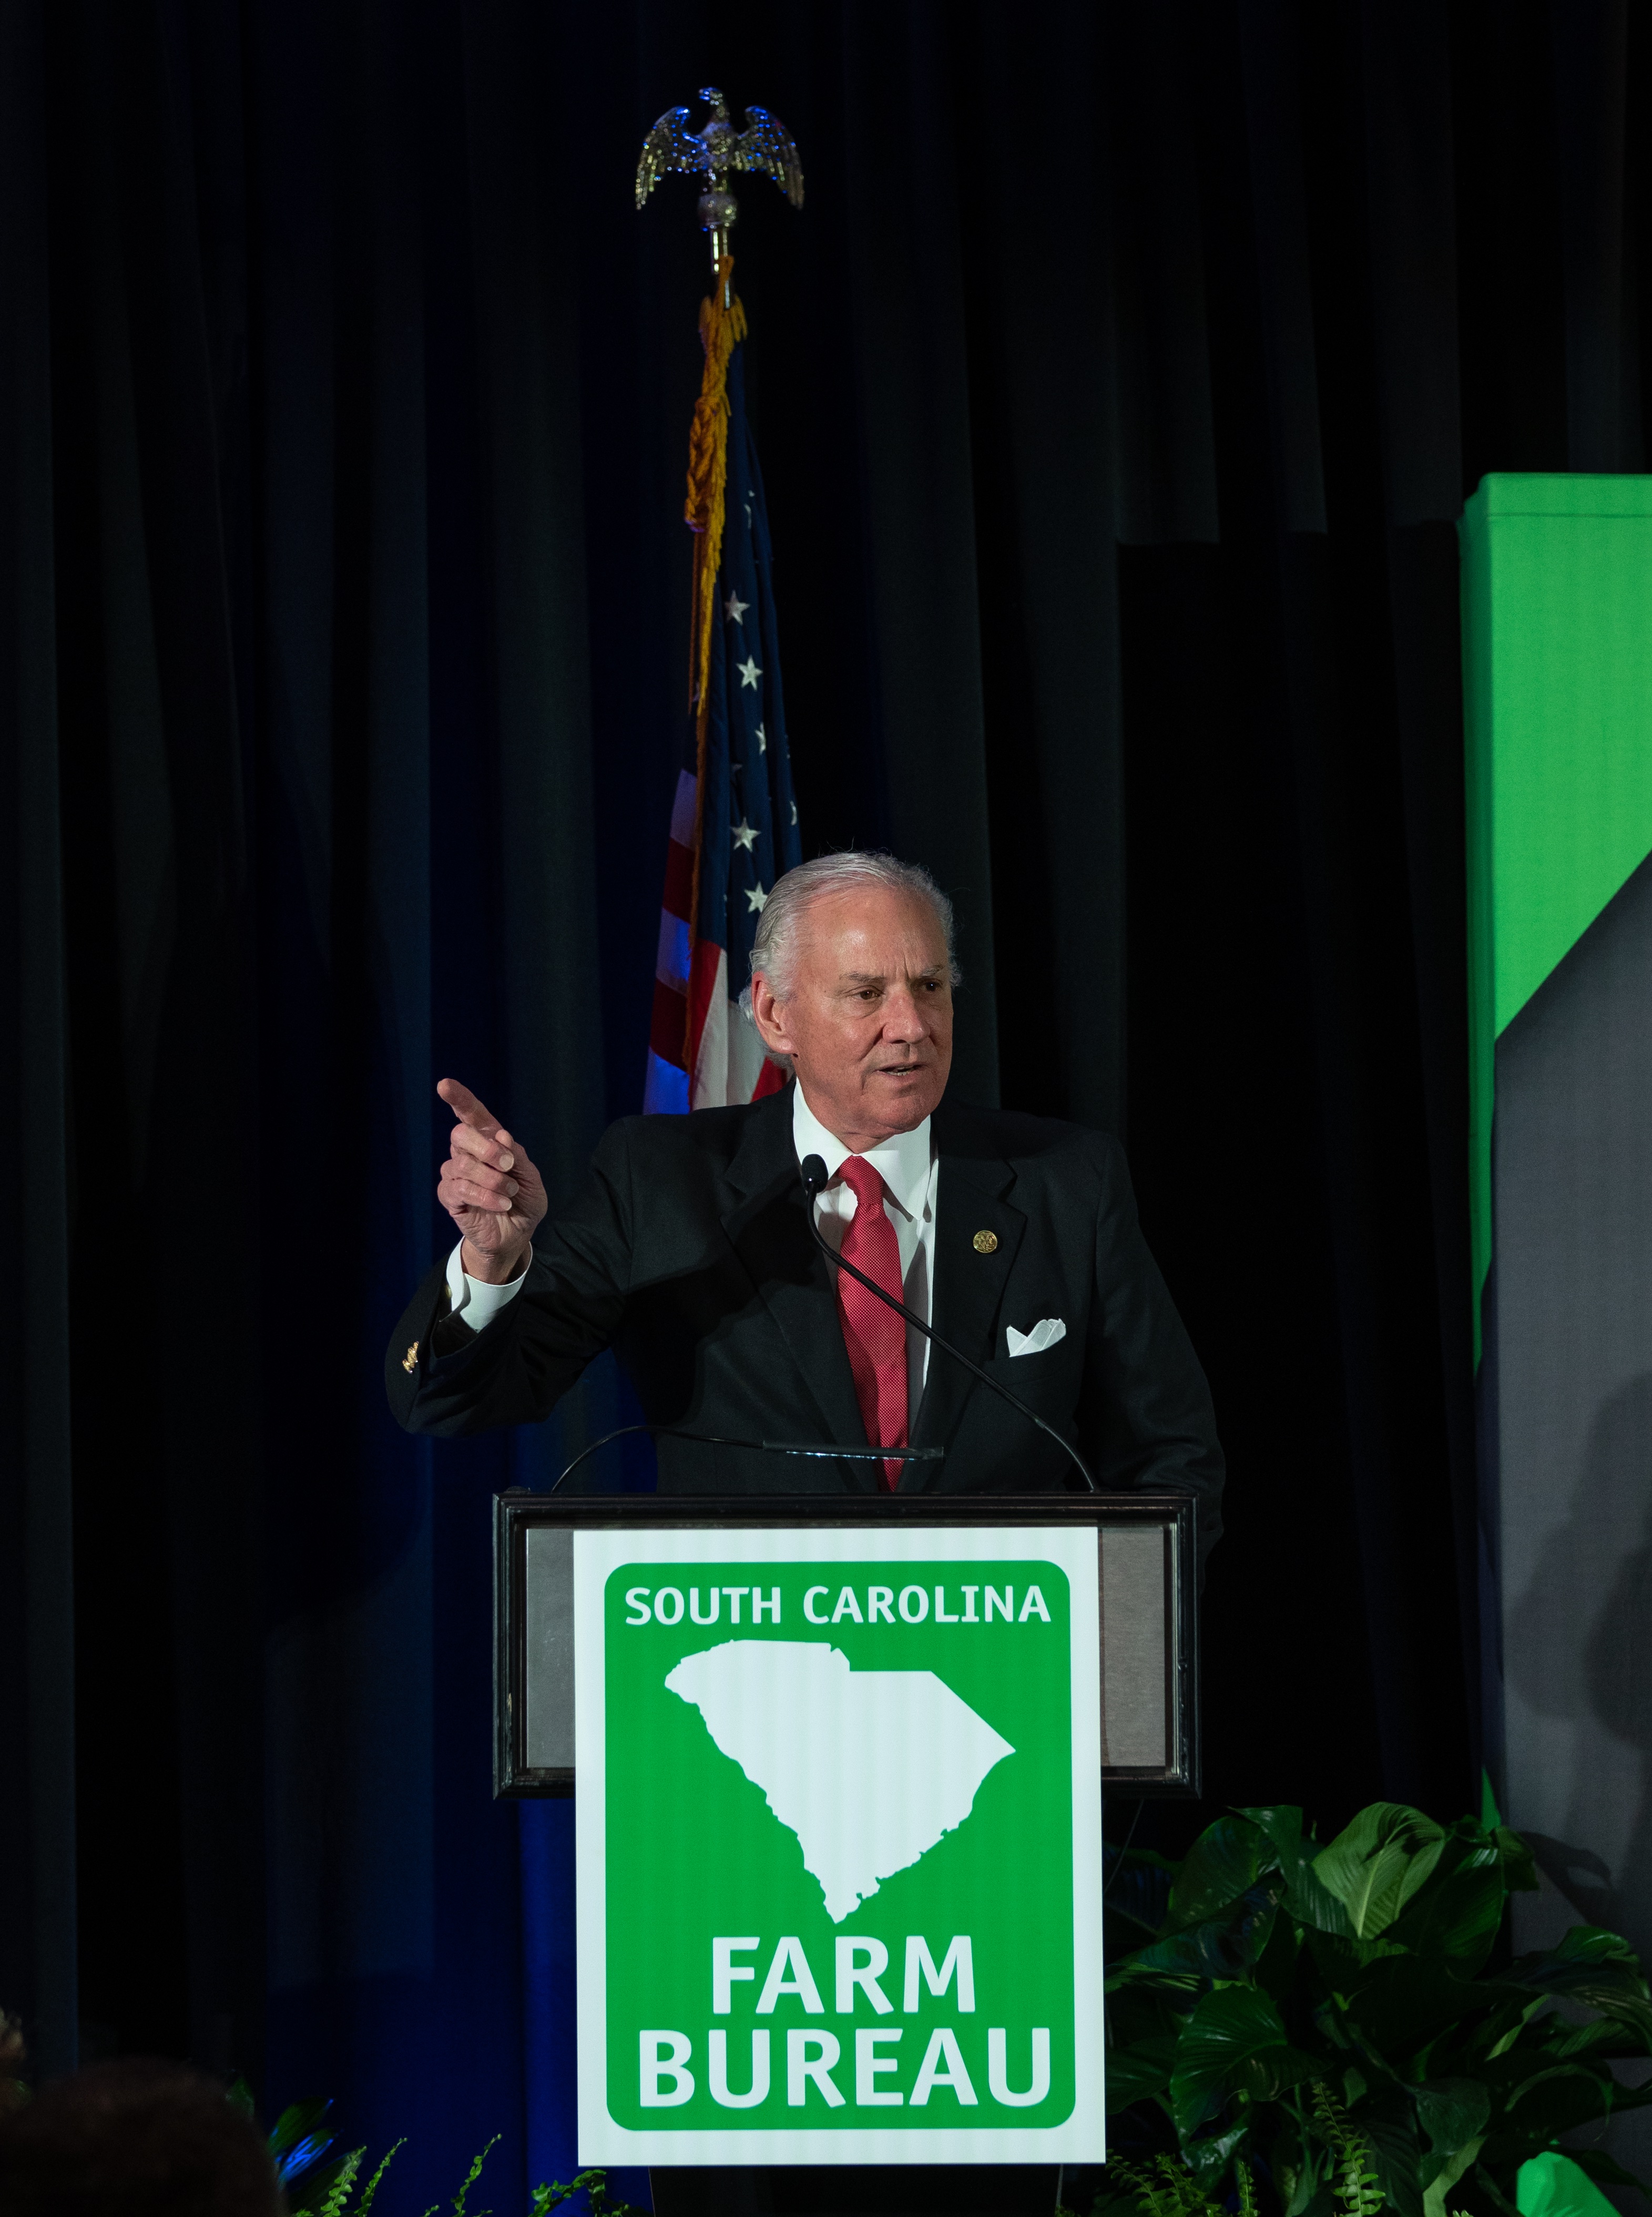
[750,885,954,1149]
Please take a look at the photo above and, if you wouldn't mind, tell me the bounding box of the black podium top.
[494,1489,1197,1797]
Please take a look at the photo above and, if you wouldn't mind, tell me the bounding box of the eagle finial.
[636,87,804,275]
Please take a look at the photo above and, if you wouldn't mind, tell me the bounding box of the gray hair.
[737,852,961,1050]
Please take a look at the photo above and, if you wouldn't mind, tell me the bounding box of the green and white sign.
[574,1526,1104,2165]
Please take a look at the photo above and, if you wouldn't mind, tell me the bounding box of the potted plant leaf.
[1100,1803,1652,2217]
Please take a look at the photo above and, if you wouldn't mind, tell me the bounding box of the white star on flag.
[732,819,759,852]
[755,722,767,753]
[789,800,798,826]
[724,591,749,625]
[737,654,762,689]
[746,883,768,912]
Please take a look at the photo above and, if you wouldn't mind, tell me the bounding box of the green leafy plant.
[246,2089,639,2217]
[1100,2152,1236,2217]
[1092,2104,1395,2217]
[422,2132,499,2217]
[529,2171,646,2215]
[1313,2085,1385,2217]
[318,2142,402,2216]
[1103,1802,1652,2217]
[1090,2086,1483,2217]
[269,2108,401,2215]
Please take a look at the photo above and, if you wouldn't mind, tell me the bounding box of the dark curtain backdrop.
[4,0,1647,2203]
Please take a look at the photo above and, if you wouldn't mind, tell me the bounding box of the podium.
[495,1490,1199,1799]
[493,1489,1197,2213]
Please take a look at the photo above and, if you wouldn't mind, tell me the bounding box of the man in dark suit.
[387,852,1222,1566]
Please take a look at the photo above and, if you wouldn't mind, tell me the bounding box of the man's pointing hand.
[436,1078,547,1284]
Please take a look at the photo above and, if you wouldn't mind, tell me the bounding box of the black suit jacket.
[386,1087,1223,1560]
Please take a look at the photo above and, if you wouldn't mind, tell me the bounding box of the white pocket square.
[1005,1317,1066,1357]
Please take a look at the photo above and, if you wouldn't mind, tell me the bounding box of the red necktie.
[833,1156,909,1491]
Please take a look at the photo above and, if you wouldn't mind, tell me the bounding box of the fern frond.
[528,2171,645,2217]
[1313,2082,1351,2157]
[317,2147,363,2217]
[448,2132,500,2217]
[1311,2082,1383,2217]
[1162,2154,1225,2216]
[1102,2154,1223,2217]
[530,2177,586,2214]
[355,2139,404,2214]
[1103,2156,1174,2217]
[589,2179,648,2217]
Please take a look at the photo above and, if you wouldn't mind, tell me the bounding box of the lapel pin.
[402,1342,420,1373]
[972,1230,998,1254]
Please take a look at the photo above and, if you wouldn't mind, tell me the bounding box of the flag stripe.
[725,997,771,1108]
[660,836,693,931]
[643,1053,690,1116]
[655,907,690,992]
[690,946,729,1110]
[643,320,802,1113]
[649,975,688,1063]
[685,935,723,1087]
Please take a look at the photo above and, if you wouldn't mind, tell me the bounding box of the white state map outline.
[574,1524,1104,2167]
[665,1638,1016,1920]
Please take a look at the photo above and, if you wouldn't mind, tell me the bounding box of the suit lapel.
[904,1115,1025,1489]
[719,1088,878,1492]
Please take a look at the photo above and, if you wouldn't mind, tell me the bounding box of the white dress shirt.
[442,1231,532,1335]
[442,1082,940,1426]
[790,1085,938,1424]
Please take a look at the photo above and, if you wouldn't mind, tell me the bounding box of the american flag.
[645,311,801,1112]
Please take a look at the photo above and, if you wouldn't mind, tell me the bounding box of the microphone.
[799,1152,1097,1493]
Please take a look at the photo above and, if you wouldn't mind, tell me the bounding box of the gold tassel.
[680,257,747,1070]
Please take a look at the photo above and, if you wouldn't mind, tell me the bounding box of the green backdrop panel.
[1460,473,1652,1348]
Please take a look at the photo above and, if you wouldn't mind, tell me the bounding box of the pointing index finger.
[436,1077,499,1137]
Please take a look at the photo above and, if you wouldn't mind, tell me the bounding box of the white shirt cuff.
[445,1239,532,1334]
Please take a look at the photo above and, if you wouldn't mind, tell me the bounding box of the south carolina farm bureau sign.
[574,1526,1105,2164]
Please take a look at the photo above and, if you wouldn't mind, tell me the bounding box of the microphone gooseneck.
[798,1152,1097,1493]
[547,1423,943,1494]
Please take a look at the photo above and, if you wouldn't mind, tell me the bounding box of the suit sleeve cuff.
[444,1239,532,1333]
